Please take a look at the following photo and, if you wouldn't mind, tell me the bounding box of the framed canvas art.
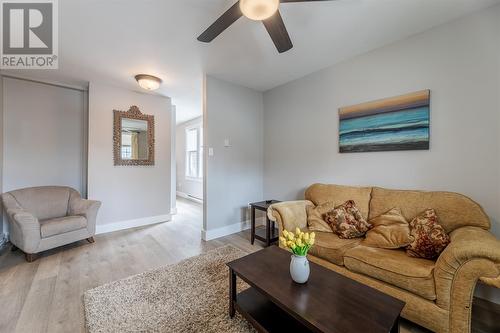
[339,90,430,153]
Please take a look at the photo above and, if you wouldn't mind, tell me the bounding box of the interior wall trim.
[201,217,265,241]
[95,214,172,235]
[177,191,203,203]
[0,74,88,92]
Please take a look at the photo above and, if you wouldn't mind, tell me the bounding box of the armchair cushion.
[40,216,87,238]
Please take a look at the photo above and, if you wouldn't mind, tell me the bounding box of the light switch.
[224,138,231,147]
[208,147,214,156]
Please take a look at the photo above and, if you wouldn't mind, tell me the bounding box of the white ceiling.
[3,0,499,123]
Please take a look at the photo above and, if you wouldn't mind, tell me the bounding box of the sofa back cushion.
[8,186,75,220]
[369,187,490,233]
[305,184,372,220]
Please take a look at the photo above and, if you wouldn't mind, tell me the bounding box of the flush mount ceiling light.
[240,0,280,21]
[135,74,162,91]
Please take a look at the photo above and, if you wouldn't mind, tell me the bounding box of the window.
[186,125,203,179]
[121,146,132,159]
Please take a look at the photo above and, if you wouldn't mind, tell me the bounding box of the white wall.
[2,77,87,195]
[176,116,203,200]
[204,76,264,239]
[263,5,500,302]
[170,106,177,214]
[88,82,172,231]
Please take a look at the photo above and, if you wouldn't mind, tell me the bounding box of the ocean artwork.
[339,90,430,153]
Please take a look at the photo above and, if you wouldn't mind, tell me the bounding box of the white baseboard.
[96,214,172,235]
[201,217,265,241]
[176,191,203,204]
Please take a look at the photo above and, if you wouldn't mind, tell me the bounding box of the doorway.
[174,117,204,230]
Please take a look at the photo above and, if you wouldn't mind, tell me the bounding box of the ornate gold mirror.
[113,106,155,166]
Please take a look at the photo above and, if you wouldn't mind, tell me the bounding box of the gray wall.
[2,77,87,194]
[263,5,500,302]
[176,116,203,200]
[204,76,264,233]
[88,82,172,226]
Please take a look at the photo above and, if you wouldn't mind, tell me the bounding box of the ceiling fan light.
[135,74,162,91]
[240,0,280,21]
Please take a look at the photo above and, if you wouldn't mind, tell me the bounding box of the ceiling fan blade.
[280,0,335,2]
[262,11,293,53]
[197,2,243,43]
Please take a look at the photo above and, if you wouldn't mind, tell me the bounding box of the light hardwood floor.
[1,197,427,333]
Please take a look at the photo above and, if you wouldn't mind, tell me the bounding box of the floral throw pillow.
[324,200,372,239]
[406,209,450,259]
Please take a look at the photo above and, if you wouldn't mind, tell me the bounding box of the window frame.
[185,124,203,181]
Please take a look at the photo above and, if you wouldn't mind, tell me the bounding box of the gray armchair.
[2,186,101,262]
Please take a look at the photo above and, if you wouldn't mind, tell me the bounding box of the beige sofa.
[268,184,500,333]
[2,186,101,262]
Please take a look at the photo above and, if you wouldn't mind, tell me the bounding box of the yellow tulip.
[310,232,316,239]
[310,238,315,245]
[279,236,287,244]
[296,239,303,247]
[303,233,309,241]
[295,227,301,235]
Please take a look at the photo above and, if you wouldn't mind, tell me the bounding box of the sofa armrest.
[434,226,500,332]
[69,198,102,235]
[480,273,500,288]
[267,200,314,233]
[6,208,41,253]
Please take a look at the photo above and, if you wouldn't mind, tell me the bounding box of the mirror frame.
[113,105,155,166]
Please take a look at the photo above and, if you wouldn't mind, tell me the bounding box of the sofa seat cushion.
[344,246,437,300]
[40,215,87,238]
[307,230,362,266]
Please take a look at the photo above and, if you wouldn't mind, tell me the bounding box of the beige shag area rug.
[84,245,256,333]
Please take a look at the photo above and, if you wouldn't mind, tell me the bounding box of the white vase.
[290,254,310,284]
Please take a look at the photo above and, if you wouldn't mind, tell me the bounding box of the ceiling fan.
[197,0,335,53]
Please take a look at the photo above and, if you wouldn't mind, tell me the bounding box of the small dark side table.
[249,200,281,247]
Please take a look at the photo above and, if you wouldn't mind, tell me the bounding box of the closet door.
[2,77,87,196]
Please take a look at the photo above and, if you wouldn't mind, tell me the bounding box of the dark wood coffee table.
[227,246,405,333]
